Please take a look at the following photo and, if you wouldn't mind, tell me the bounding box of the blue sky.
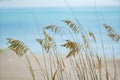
[0,0,120,8]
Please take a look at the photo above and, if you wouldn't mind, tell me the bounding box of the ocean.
[0,7,120,57]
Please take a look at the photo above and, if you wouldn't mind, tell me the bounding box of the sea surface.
[0,7,120,57]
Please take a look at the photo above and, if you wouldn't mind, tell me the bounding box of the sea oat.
[45,25,63,35]
[103,24,120,42]
[61,40,79,58]
[89,31,96,43]
[7,38,28,56]
[37,31,56,53]
[62,20,79,33]
[82,34,89,48]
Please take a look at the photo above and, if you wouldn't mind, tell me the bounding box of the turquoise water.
[0,7,120,57]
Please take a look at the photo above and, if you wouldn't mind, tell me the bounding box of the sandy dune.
[0,48,120,80]
[0,49,32,80]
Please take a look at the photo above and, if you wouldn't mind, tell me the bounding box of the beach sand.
[0,48,120,80]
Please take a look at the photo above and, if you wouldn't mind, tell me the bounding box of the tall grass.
[6,1,119,80]
[6,19,119,80]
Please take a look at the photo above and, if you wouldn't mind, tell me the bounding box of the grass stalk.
[25,55,35,80]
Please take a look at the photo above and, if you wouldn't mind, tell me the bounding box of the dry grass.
[62,20,80,33]
[4,19,120,80]
[7,38,28,56]
[61,40,79,58]
[103,24,120,42]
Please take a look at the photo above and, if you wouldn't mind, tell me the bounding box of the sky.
[0,0,120,8]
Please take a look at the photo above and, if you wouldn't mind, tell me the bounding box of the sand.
[0,48,120,80]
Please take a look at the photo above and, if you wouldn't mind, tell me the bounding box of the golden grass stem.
[25,55,35,80]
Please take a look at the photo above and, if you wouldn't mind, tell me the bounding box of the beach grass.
[1,18,119,80]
